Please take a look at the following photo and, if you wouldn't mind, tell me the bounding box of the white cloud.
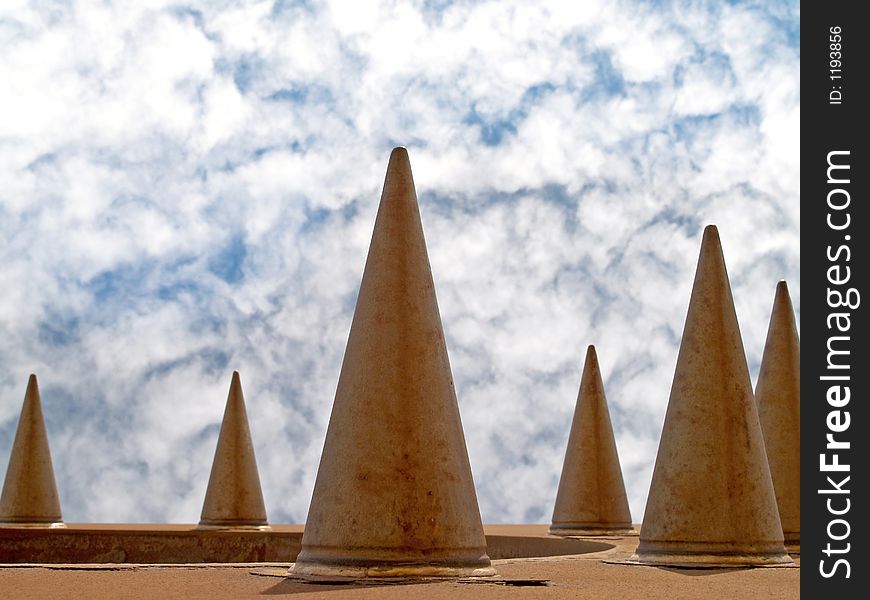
[0,0,799,525]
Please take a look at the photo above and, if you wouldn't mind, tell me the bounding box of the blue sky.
[0,0,799,524]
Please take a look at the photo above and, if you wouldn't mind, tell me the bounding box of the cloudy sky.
[1,0,799,524]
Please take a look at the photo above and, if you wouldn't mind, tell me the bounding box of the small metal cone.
[292,148,493,578]
[634,226,791,567]
[0,375,64,526]
[550,346,633,535]
[199,372,268,528]
[755,282,800,548]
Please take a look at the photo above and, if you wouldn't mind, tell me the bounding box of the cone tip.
[229,371,243,394]
[701,224,721,244]
[25,373,39,395]
[697,224,726,264]
[583,346,602,375]
[387,146,412,171]
[773,280,793,313]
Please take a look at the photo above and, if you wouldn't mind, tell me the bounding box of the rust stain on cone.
[755,281,800,548]
[199,371,269,529]
[634,226,791,567]
[292,147,493,578]
[0,375,64,527]
[550,346,633,535]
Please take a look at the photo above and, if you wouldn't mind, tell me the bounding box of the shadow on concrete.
[260,576,552,595]
[487,535,613,559]
[657,566,754,576]
[261,578,440,595]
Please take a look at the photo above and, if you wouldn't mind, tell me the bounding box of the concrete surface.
[0,525,800,599]
[0,524,608,564]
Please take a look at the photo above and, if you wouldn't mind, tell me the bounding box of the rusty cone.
[292,147,493,578]
[550,346,633,535]
[755,281,800,549]
[199,371,269,529]
[0,374,64,527]
[633,226,792,567]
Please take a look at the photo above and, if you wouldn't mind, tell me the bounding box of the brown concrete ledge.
[0,524,615,564]
[0,531,800,600]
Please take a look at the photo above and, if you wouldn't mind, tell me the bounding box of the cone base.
[291,546,495,579]
[550,523,636,536]
[0,519,65,529]
[632,540,792,567]
[197,520,271,531]
[784,533,799,555]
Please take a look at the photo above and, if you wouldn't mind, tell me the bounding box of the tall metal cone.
[634,226,791,567]
[0,375,64,527]
[199,371,268,528]
[755,281,800,548]
[550,346,633,536]
[292,147,493,578]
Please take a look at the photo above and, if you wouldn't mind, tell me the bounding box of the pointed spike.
[387,145,411,170]
[293,148,493,578]
[634,226,791,566]
[550,346,633,535]
[755,281,800,548]
[199,371,268,528]
[0,374,64,527]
